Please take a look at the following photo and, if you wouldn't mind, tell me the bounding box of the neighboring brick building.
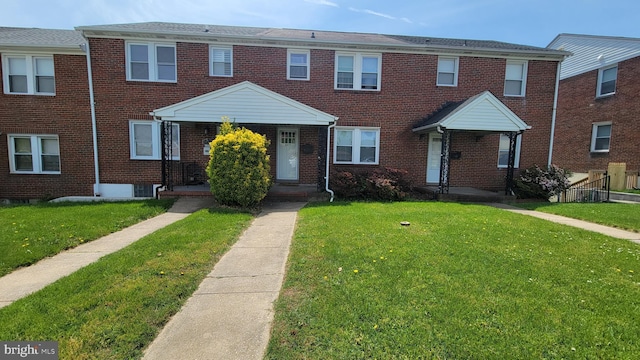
[1,22,567,200]
[548,34,640,178]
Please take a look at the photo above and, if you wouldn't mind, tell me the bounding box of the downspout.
[81,38,100,196]
[547,60,562,167]
[325,121,336,202]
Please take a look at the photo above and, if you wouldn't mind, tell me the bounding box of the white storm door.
[277,128,299,181]
[427,133,442,183]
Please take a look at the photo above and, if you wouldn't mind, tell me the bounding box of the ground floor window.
[590,122,611,152]
[129,120,180,160]
[8,134,60,174]
[334,127,380,164]
[497,133,521,168]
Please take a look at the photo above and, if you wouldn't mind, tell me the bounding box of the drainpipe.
[325,122,336,202]
[81,39,100,196]
[548,60,562,167]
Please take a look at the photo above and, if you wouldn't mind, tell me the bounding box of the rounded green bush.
[206,120,271,207]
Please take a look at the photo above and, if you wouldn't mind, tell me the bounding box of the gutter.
[325,121,337,202]
[81,38,101,196]
[547,60,562,167]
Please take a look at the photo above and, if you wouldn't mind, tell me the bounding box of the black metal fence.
[562,174,610,203]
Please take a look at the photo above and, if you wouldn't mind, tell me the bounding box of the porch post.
[439,130,451,194]
[505,131,518,195]
[161,120,174,191]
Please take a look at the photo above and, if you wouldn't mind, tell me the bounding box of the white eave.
[151,81,338,126]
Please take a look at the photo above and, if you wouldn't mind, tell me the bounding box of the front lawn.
[267,202,640,359]
[0,200,174,277]
[515,202,640,232]
[0,207,253,359]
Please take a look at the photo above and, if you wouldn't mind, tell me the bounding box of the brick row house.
[547,34,640,186]
[1,22,567,201]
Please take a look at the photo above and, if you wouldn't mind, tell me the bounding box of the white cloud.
[349,7,395,20]
[304,0,339,7]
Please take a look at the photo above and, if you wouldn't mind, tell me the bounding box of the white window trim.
[8,134,60,174]
[125,41,177,82]
[333,127,380,165]
[436,56,459,87]
[596,65,617,98]
[2,54,55,95]
[209,46,233,77]
[287,49,310,81]
[497,133,522,168]
[590,122,612,153]
[334,52,382,91]
[504,60,528,97]
[129,121,180,160]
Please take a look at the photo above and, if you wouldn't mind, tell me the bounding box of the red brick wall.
[0,53,93,200]
[84,38,560,193]
[554,56,640,173]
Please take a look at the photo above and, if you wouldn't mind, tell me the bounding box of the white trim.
[209,45,233,77]
[287,49,310,81]
[333,126,380,165]
[497,133,521,168]
[8,134,61,174]
[504,60,528,97]
[2,54,55,95]
[125,41,176,82]
[590,122,612,153]
[129,121,180,160]
[596,64,617,98]
[334,52,382,91]
[436,56,458,87]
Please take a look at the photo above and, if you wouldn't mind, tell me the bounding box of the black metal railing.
[562,174,610,203]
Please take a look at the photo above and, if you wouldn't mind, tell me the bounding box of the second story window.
[597,65,617,97]
[210,46,232,77]
[2,55,55,95]
[335,53,381,91]
[287,50,309,80]
[437,56,458,86]
[126,42,176,82]
[504,60,527,97]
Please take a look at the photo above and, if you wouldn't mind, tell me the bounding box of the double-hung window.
[335,53,381,91]
[597,65,617,97]
[126,42,176,82]
[8,135,60,173]
[129,121,180,160]
[437,56,459,86]
[591,122,611,152]
[287,49,309,80]
[334,127,380,164]
[2,55,55,95]
[504,60,527,97]
[210,46,232,77]
[497,133,521,168]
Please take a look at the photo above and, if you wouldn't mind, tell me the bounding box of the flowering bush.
[514,164,572,200]
[330,167,411,201]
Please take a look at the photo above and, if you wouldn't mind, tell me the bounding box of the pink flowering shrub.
[330,167,411,201]
[514,164,572,200]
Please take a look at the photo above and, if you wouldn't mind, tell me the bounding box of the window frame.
[497,133,522,169]
[596,65,617,97]
[334,52,382,91]
[333,127,380,165]
[125,41,177,82]
[209,46,233,77]
[504,60,528,97]
[8,134,61,174]
[436,56,459,87]
[590,122,612,153]
[2,54,55,95]
[129,121,180,160]
[287,49,310,81]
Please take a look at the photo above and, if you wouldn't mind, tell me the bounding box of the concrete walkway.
[142,201,305,360]
[0,197,214,309]
[489,203,640,245]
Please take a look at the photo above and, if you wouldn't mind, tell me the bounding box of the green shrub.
[206,119,271,207]
[514,164,572,200]
[330,167,411,201]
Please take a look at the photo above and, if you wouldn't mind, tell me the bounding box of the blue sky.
[2,0,639,47]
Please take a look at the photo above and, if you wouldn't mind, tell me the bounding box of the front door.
[426,133,442,183]
[277,127,299,181]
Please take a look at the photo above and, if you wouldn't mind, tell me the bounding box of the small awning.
[412,91,531,133]
[151,81,338,125]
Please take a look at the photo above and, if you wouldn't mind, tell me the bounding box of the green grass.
[0,200,175,277]
[267,202,640,359]
[515,202,640,232]
[0,207,253,359]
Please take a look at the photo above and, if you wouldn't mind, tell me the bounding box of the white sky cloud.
[304,0,339,7]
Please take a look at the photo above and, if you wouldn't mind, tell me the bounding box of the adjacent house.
[547,34,640,184]
[1,22,568,201]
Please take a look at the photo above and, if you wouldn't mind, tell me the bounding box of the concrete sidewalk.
[0,197,214,309]
[142,201,305,360]
[489,203,640,245]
